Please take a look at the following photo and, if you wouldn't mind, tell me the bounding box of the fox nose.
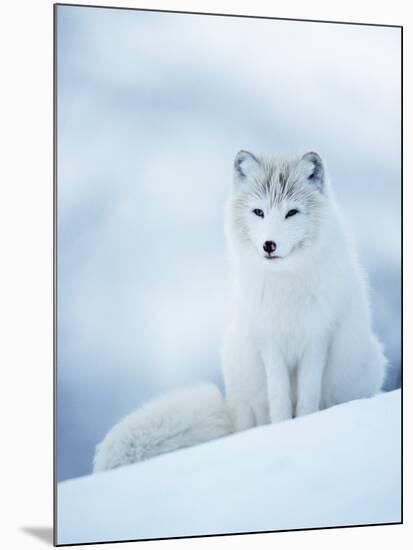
[263,240,277,254]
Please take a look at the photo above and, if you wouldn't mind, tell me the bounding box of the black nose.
[263,241,277,254]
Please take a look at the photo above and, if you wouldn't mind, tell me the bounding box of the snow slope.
[57,390,401,545]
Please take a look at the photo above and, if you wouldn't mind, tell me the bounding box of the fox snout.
[263,240,277,254]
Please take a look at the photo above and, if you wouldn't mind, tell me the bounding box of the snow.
[57,390,401,545]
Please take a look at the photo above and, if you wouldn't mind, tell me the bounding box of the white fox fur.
[93,383,230,472]
[93,151,386,472]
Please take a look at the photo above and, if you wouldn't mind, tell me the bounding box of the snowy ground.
[57,390,401,545]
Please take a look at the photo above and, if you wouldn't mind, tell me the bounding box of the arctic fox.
[93,151,386,472]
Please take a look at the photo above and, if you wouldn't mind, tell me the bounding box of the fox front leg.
[261,346,292,423]
[295,340,327,418]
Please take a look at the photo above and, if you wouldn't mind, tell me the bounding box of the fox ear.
[299,152,325,192]
[234,150,260,185]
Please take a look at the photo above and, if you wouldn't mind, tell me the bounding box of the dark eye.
[253,209,264,218]
[285,209,299,219]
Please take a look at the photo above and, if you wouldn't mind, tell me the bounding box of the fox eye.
[285,209,299,219]
[253,209,264,218]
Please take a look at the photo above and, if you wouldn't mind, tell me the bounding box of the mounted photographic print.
[54,3,402,546]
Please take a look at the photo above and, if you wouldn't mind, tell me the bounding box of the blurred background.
[57,5,401,481]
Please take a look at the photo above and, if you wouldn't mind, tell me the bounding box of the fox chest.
[246,283,333,364]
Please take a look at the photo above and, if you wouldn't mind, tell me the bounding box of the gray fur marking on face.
[236,153,324,208]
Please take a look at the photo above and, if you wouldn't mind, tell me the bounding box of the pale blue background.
[57,6,401,481]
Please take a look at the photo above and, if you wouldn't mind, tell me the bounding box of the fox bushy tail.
[93,383,233,472]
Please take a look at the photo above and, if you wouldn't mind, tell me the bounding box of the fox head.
[227,150,330,271]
